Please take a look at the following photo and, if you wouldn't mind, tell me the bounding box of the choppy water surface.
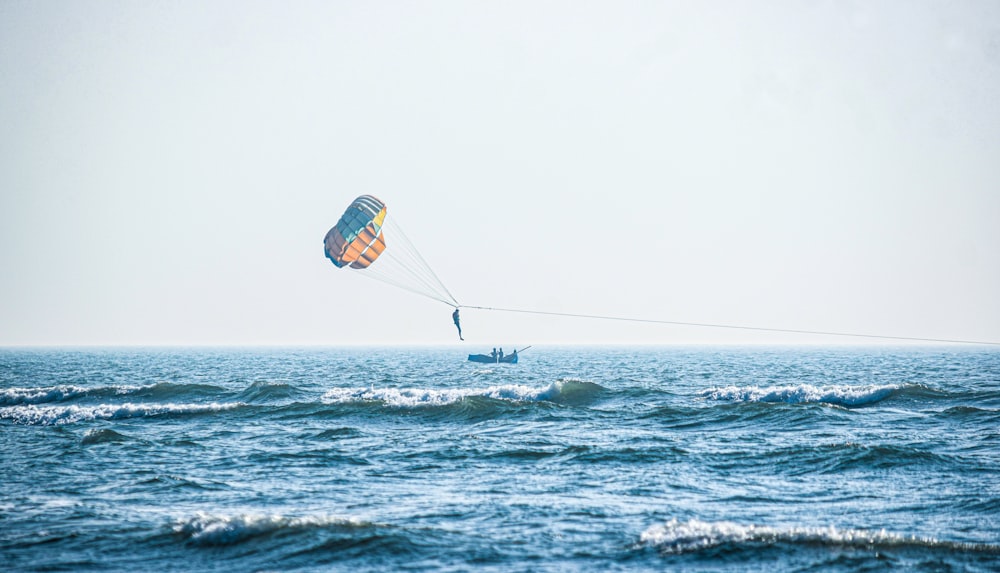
[2,347,999,571]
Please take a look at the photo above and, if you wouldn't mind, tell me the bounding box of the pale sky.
[2,1,998,346]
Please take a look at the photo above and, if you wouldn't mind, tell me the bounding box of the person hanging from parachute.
[452,308,464,341]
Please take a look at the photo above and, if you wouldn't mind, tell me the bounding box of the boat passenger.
[498,348,504,359]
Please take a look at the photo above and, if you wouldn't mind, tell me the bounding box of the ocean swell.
[702,384,898,407]
[0,382,227,406]
[0,402,244,425]
[640,518,999,555]
[0,384,143,405]
[174,512,373,546]
[321,379,604,408]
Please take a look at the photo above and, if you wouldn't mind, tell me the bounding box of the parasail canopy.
[323,195,387,269]
[323,195,458,307]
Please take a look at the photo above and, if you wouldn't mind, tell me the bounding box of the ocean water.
[2,346,999,572]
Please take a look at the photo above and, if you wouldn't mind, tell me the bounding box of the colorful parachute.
[323,195,387,269]
[324,195,458,307]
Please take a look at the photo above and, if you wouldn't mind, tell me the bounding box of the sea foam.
[174,512,371,545]
[321,379,602,408]
[703,384,897,407]
[641,518,926,554]
[0,402,243,425]
[0,384,147,405]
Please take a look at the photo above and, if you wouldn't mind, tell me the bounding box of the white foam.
[0,386,87,405]
[321,379,598,408]
[0,402,243,425]
[174,512,369,545]
[0,384,155,405]
[703,384,897,407]
[641,518,920,553]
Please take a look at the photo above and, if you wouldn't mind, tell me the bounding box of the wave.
[312,427,364,440]
[235,381,300,403]
[823,443,963,472]
[752,442,963,475]
[167,511,463,567]
[640,518,1000,555]
[0,384,142,405]
[136,474,231,493]
[321,379,605,409]
[174,512,374,546]
[0,402,244,425]
[127,382,230,400]
[937,405,1000,425]
[0,382,227,406]
[81,428,130,445]
[702,384,899,407]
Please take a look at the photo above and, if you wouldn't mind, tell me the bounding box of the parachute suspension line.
[459,305,1000,347]
[353,266,455,306]
[362,254,445,304]
[385,218,459,307]
[386,217,460,307]
[379,231,449,302]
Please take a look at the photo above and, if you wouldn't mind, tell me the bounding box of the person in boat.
[491,348,498,359]
[498,348,504,359]
[452,308,463,341]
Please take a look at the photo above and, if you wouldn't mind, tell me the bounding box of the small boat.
[467,346,530,364]
[468,350,519,364]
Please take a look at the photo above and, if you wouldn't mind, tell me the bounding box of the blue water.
[2,347,999,572]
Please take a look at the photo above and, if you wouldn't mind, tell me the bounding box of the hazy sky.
[2,1,998,346]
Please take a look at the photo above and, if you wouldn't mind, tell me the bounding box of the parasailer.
[453,308,463,341]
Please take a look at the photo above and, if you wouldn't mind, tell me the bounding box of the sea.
[1,346,999,572]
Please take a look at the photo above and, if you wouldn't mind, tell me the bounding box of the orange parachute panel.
[323,195,387,269]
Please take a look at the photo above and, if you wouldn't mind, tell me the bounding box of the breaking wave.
[0,402,244,425]
[0,384,143,405]
[0,382,227,405]
[321,379,604,408]
[702,384,899,407]
[640,518,1000,555]
[174,512,374,546]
